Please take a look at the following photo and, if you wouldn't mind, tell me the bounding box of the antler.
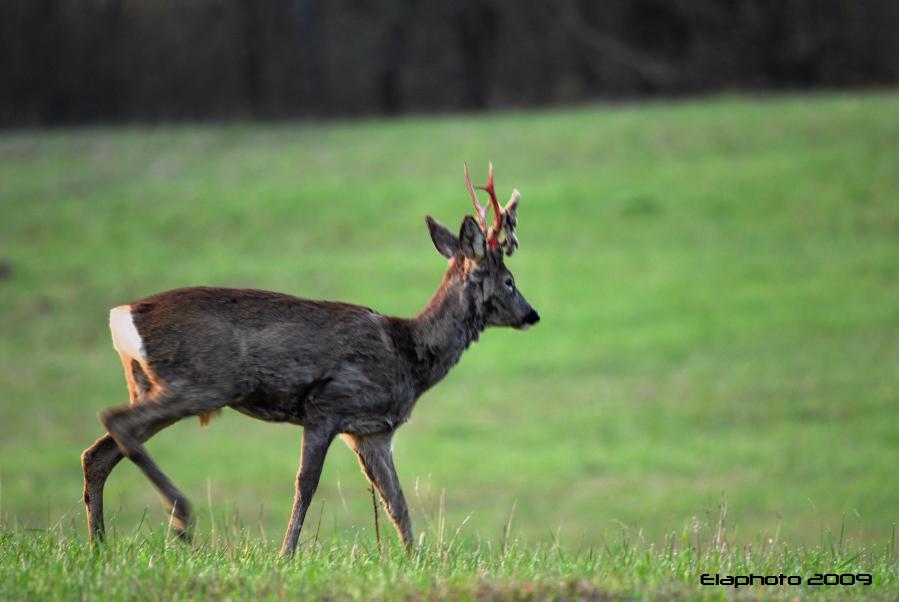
[463,162,487,233]
[463,161,505,251]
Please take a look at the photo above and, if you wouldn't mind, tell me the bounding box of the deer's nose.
[523,309,540,326]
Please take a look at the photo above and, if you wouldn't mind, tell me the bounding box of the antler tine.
[477,161,503,249]
[463,162,487,232]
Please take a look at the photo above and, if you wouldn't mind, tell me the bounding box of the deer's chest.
[333,384,420,435]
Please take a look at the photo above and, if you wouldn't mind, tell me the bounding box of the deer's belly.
[228,373,335,425]
[227,361,419,432]
[229,402,303,425]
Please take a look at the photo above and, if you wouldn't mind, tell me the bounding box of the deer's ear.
[459,215,486,260]
[426,215,459,259]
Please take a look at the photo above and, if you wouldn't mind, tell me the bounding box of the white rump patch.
[109,305,145,361]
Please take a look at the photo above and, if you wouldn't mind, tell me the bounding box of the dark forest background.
[2,0,898,126]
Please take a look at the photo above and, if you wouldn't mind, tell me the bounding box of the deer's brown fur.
[81,165,538,555]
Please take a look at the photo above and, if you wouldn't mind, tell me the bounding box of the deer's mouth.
[516,309,540,330]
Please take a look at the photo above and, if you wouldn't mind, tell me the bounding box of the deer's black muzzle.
[518,308,540,330]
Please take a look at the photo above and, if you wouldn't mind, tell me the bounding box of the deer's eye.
[504,277,515,291]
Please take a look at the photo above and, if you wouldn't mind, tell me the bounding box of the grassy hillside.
[2,525,896,600]
[1,92,898,597]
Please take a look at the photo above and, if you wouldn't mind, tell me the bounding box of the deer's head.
[425,162,540,331]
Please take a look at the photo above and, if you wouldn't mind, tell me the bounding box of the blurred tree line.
[1,0,897,126]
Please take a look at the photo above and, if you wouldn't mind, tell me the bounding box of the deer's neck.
[406,264,484,392]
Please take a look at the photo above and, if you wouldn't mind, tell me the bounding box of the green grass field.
[1,91,897,599]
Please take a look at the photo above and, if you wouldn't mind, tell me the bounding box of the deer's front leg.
[280,425,335,557]
[343,431,413,549]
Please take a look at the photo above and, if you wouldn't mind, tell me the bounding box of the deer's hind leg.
[83,356,157,542]
[82,434,120,541]
[82,421,173,542]
[98,382,226,541]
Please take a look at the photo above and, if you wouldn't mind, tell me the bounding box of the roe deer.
[82,163,539,556]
